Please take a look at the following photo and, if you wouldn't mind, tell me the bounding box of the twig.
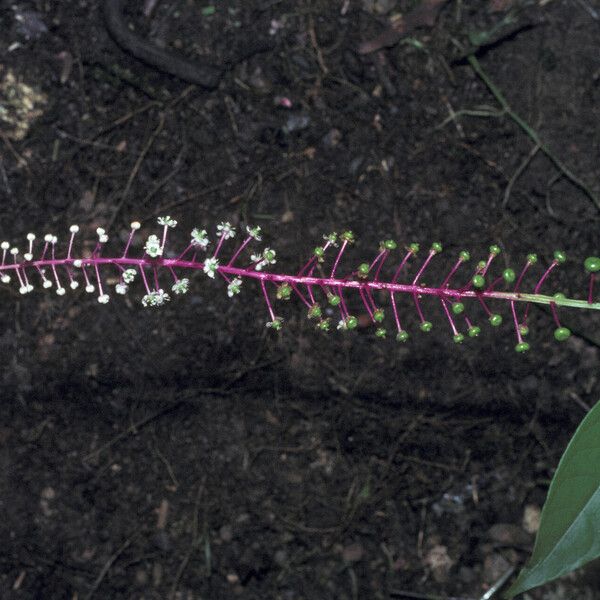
[85,535,135,600]
[467,54,600,212]
[108,111,166,230]
[503,143,540,208]
[81,402,183,463]
[168,478,206,599]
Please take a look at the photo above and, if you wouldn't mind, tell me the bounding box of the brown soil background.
[1,1,599,598]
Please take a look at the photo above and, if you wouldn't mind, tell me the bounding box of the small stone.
[522,504,541,534]
[423,545,454,583]
[487,523,531,546]
[483,553,511,583]
[226,573,240,584]
[219,524,233,542]
[342,542,364,563]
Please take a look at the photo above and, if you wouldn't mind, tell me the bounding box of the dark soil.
[1,1,599,598]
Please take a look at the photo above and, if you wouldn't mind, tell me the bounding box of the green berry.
[357,263,370,278]
[472,274,485,289]
[346,315,358,330]
[409,243,420,254]
[276,283,292,300]
[383,239,397,250]
[459,250,470,262]
[314,246,325,259]
[477,260,486,270]
[489,314,503,327]
[489,245,501,256]
[515,341,530,353]
[453,333,465,344]
[396,330,409,342]
[340,231,355,243]
[452,302,465,315]
[553,250,567,264]
[328,294,341,306]
[373,308,385,323]
[430,242,442,254]
[554,327,571,341]
[468,325,481,338]
[317,319,331,332]
[519,324,529,336]
[527,253,538,264]
[584,256,600,273]
[502,268,516,284]
[307,303,322,319]
[554,250,567,265]
[420,321,433,333]
[553,292,566,301]
[375,327,386,338]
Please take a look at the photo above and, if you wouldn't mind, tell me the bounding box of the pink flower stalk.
[0,217,599,352]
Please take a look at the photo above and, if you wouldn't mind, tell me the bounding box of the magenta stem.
[390,292,402,332]
[589,274,596,305]
[122,229,137,258]
[440,299,459,336]
[511,301,523,343]
[549,302,561,327]
[330,241,348,278]
[227,236,252,267]
[413,292,426,324]
[514,261,533,293]
[441,258,464,288]
[359,288,374,321]
[412,251,435,285]
[392,251,414,283]
[261,280,276,321]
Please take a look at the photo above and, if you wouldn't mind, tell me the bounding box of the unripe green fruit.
[489,314,503,327]
[502,268,516,283]
[584,256,600,273]
[554,327,571,341]
[396,330,409,342]
[452,302,465,315]
[472,274,485,289]
[420,321,433,332]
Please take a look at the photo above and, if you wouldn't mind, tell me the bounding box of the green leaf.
[505,399,600,597]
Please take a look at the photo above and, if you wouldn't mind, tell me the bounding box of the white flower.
[157,216,177,228]
[122,268,137,283]
[323,232,338,246]
[96,228,108,243]
[73,259,82,268]
[227,277,242,297]
[56,287,66,296]
[144,234,162,257]
[70,281,79,290]
[26,233,36,241]
[1,274,10,283]
[42,279,52,288]
[246,225,262,241]
[130,221,141,230]
[203,257,219,278]
[252,248,276,271]
[24,253,33,261]
[216,221,236,240]
[115,283,128,295]
[85,284,95,293]
[337,319,347,330]
[141,289,170,307]
[69,225,79,234]
[171,278,189,295]
[191,228,209,250]
[98,294,110,304]
[266,317,283,330]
